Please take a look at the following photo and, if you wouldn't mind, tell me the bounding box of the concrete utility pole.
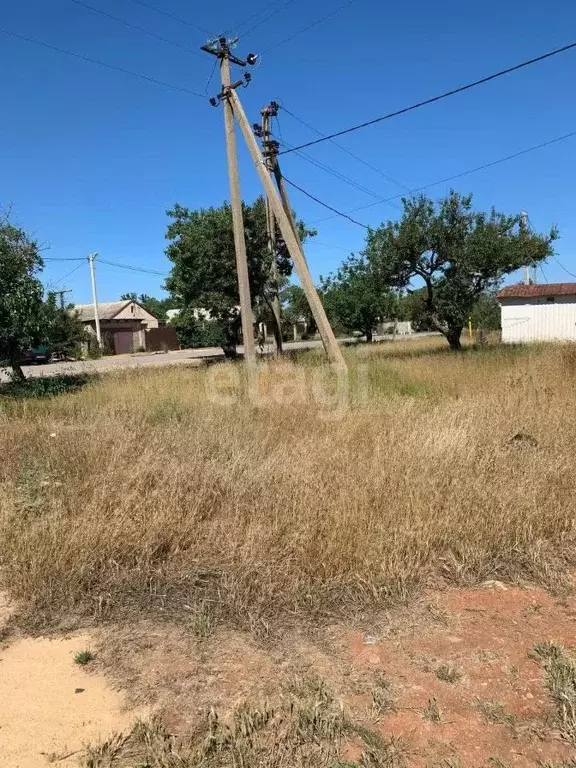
[53,288,72,309]
[260,104,283,354]
[229,89,347,371]
[88,252,102,347]
[520,211,531,285]
[202,37,256,367]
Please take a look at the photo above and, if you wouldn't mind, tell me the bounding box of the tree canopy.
[0,215,45,380]
[365,191,557,349]
[164,197,312,356]
[321,255,397,342]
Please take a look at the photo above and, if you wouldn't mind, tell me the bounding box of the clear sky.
[1,0,575,304]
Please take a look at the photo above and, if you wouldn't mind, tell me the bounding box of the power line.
[0,28,206,98]
[122,0,213,35]
[98,258,168,276]
[43,256,86,262]
[312,128,576,223]
[69,0,204,58]
[281,105,411,192]
[282,176,370,229]
[50,261,86,286]
[263,0,360,54]
[278,137,402,210]
[241,0,299,39]
[222,1,288,37]
[554,258,576,280]
[279,39,576,154]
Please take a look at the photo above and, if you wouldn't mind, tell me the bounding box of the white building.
[498,283,576,343]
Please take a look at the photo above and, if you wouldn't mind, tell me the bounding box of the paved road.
[1,334,438,382]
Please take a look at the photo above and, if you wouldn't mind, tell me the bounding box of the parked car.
[19,345,52,365]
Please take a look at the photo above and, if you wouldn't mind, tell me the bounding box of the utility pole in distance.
[88,252,102,347]
[202,37,257,367]
[229,89,347,371]
[259,104,283,354]
[53,288,72,309]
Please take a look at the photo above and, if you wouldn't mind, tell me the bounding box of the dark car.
[19,345,52,365]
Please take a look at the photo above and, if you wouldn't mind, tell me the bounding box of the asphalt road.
[1,334,437,382]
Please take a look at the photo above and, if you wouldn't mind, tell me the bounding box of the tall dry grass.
[1,338,575,628]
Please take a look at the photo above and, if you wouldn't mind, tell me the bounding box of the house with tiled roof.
[73,300,159,354]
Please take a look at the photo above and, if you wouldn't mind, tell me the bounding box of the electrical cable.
[204,57,218,94]
[221,0,287,37]
[50,261,86,286]
[539,264,549,284]
[0,28,206,98]
[69,0,205,58]
[240,0,299,38]
[97,258,168,276]
[554,258,576,280]
[122,0,213,35]
[312,128,576,223]
[43,256,86,262]
[278,137,402,210]
[280,105,411,192]
[282,176,370,229]
[279,39,576,154]
[263,0,359,54]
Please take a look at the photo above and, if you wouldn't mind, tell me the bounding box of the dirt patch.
[0,632,146,768]
[88,582,576,767]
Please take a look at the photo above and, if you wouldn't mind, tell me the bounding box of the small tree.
[0,216,45,380]
[366,191,557,350]
[165,198,312,357]
[321,255,397,342]
[43,294,88,359]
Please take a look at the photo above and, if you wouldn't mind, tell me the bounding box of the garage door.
[113,331,135,355]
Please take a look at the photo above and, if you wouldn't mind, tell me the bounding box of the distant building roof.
[497,283,576,300]
[73,300,132,321]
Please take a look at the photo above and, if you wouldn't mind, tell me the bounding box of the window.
[546,297,555,303]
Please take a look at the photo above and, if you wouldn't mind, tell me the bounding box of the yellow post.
[468,317,473,339]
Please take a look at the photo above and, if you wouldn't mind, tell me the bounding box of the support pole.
[88,252,102,347]
[229,89,347,371]
[220,53,256,366]
[261,108,283,354]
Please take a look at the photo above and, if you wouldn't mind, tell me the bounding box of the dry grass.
[1,338,576,630]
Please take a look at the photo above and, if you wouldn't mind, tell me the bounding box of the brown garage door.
[113,331,135,355]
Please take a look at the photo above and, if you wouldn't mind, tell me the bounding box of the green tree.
[281,284,317,339]
[365,191,556,350]
[0,215,45,380]
[321,255,397,342]
[43,295,88,358]
[470,291,501,333]
[164,198,312,357]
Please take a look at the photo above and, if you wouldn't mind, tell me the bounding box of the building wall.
[500,295,576,343]
[114,302,159,328]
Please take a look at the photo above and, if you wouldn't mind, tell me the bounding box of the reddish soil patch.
[347,583,576,767]
[85,582,576,767]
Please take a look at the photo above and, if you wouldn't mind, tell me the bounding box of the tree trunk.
[10,358,26,382]
[365,328,373,343]
[445,327,463,351]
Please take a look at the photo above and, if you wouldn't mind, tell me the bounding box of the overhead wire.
[282,176,370,229]
[97,258,169,276]
[312,128,576,223]
[50,260,86,287]
[240,0,299,39]
[0,28,206,98]
[263,0,360,54]
[554,258,576,280]
[281,105,411,192]
[69,0,205,58]
[221,0,289,37]
[122,0,214,35]
[279,39,576,154]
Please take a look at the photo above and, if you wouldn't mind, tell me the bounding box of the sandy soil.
[0,618,146,767]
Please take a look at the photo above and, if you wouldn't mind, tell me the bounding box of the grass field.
[1,337,575,631]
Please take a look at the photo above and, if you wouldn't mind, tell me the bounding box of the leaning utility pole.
[229,89,347,371]
[202,37,256,367]
[259,104,283,354]
[88,252,102,347]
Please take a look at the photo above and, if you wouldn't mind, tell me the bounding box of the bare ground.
[2,580,573,767]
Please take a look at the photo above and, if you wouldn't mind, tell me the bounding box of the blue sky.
[1,0,575,303]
